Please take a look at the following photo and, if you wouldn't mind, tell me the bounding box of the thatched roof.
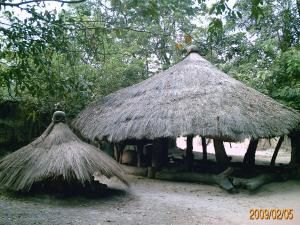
[73,46,300,143]
[0,111,128,192]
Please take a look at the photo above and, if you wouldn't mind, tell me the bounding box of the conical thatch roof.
[73,46,300,143]
[0,111,128,192]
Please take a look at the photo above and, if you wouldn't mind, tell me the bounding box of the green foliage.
[214,0,300,110]
[0,7,68,95]
[268,49,300,110]
[0,0,299,136]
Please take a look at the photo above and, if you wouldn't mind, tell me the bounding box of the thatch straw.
[73,46,300,143]
[0,111,128,192]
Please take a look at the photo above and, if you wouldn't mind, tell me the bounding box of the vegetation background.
[0,0,299,148]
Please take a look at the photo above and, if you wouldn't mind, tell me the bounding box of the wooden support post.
[243,138,258,166]
[144,143,153,167]
[201,136,207,161]
[290,131,300,167]
[270,136,284,166]
[137,141,144,168]
[186,135,194,171]
[148,138,168,178]
[114,143,125,163]
[113,144,119,162]
[213,139,229,168]
[161,138,169,166]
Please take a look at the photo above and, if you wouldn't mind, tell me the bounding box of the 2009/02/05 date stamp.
[249,208,294,220]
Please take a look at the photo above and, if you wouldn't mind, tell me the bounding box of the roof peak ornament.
[52,111,66,123]
[187,45,200,54]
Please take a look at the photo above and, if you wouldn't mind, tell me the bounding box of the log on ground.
[232,173,287,191]
[155,167,236,192]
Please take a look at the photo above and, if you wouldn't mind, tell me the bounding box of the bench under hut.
[73,46,300,191]
[0,111,128,193]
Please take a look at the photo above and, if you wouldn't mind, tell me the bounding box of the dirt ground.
[0,175,300,225]
[1,140,299,225]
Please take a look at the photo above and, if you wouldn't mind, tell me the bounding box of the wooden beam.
[201,136,207,160]
[270,136,284,166]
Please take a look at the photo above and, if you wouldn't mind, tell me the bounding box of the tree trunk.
[270,136,284,166]
[185,135,194,171]
[213,139,229,168]
[290,131,300,166]
[201,136,207,161]
[243,138,258,166]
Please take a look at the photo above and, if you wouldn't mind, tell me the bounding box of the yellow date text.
[249,208,294,220]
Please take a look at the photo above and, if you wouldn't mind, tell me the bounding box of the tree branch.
[0,0,85,7]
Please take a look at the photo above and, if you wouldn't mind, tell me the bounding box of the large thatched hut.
[0,111,128,192]
[73,46,300,171]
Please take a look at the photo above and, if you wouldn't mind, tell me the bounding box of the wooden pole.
[148,138,169,178]
[114,143,125,163]
[243,138,258,166]
[213,139,229,168]
[144,143,153,167]
[270,136,284,166]
[290,131,300,167]
[136,141,144,168]
[152,140,160,167]
[160,138,169,167]
[201,136,207,161]
[186,135,194,171]
[113,144,119,162]
[148,140,158,178]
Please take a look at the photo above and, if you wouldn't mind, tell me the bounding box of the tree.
[213,0,300,110]
[1,0,299,130]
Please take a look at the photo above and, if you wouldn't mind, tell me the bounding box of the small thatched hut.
[0,111,128,192]
[73,46,300,170]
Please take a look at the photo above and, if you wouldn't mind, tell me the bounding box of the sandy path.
[1,175,300,225]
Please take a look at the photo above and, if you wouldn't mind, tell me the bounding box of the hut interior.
[108,134,299,192]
